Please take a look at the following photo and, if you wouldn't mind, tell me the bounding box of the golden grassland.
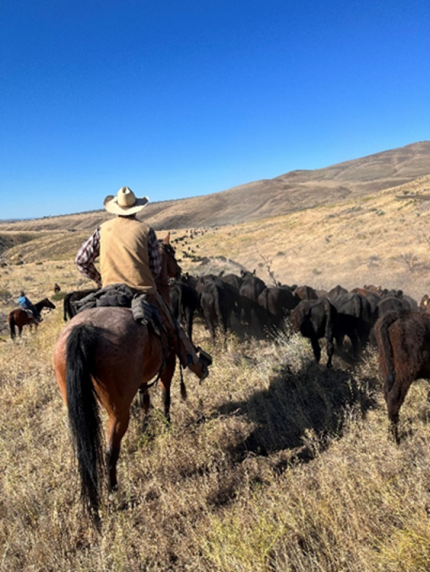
[1,179,430,570]
[188,175,430,301]
[2,307,430,571]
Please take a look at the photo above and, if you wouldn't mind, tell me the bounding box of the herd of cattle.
[63,269,430,442]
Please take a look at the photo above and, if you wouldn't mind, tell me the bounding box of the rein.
[140,238,183,393]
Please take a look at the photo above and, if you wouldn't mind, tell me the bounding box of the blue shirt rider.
[18,291,42,322]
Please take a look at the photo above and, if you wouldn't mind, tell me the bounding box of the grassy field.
[1,304,430,571]
[2,180,430,570]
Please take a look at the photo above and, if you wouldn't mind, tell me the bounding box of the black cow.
[257,286,300,330]
[331,292,376,354]
[170,279,199,342]
[239,273,266,325]
[199,278,237,341]
[219,272,244,291]
[378,295,412,319]
[63,288,98,321]
[291,298,337,367]
[402,294,418,312]
[327,285,348,299]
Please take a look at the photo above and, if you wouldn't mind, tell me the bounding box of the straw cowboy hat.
[104,187,149,215]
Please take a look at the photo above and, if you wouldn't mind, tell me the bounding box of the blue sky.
[1,0,429,220]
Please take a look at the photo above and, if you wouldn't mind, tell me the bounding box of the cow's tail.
[375,311,399,393]
[323,298,336,341]
[353,293,362,317]
[8,313,16,340]
[215,287,226,331]
[66,324,104,522]
[259,288,269,312]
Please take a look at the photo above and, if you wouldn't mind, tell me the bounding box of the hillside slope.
[1,175,430,305]
[1,141,429,233]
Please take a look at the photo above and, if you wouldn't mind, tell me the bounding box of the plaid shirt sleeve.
[75,227,102,287]
[148,227,162,279]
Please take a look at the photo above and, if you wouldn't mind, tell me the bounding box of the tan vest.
[100,217,157,294]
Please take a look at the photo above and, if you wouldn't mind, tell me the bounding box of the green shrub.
[52,291,66,301]
[0,289,11,300]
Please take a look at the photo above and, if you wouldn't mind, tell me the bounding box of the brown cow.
[327,285,348,299]
[419,294,430,313]
[374,310,430,442]
[294,285,318,300]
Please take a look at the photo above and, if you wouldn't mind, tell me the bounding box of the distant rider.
[17,291,43,322]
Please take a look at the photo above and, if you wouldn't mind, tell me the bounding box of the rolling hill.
[1,141,430,306]
[1,140,430,233]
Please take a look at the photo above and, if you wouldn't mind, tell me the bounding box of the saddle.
[72,284,164,336]
[20,308,42,323]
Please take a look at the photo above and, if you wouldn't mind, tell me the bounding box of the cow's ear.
[163,232,171,245]
[252,269,256,275]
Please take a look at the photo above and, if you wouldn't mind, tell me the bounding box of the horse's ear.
[163,232,171,245]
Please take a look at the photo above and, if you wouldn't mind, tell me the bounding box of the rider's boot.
[187,347,212,382]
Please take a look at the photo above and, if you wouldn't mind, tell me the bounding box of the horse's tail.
[8,313,16,340]
[375,311,399,393]
[66,324,104,520]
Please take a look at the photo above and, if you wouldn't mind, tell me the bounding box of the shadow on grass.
[217,357,379,468]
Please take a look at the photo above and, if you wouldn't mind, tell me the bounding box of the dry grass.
[2,298,430,570]
[2,179,430,569]
[172,175,430,302]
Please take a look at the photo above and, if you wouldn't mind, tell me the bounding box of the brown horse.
[53,234,195,520]
[8,298,56,339]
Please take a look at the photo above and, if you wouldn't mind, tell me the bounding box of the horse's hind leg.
[106,413,130,491]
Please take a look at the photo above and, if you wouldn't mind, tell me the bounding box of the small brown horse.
[8,298,56,339]
[53,234,191,520]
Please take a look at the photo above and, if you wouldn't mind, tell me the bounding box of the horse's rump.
[55,307,163,404]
